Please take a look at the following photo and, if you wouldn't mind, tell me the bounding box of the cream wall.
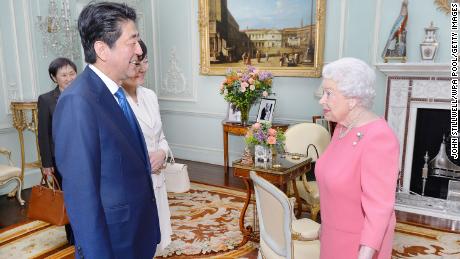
[0,0,451,191]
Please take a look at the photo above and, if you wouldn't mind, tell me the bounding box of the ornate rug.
[0,182,257,258]
[392,222,460,258]
[2,182,459,259]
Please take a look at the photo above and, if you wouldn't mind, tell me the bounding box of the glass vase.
[239,105,250,126]
[254,144,272,167]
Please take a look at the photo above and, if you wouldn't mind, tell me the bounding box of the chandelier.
[37,0,81,61]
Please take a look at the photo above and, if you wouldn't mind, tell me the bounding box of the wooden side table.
[232,156,312,246]
[222,121,289,177]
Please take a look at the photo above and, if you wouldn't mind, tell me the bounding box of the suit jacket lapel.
[52,87,61,100]
[49,87,61,115]
[85,68,148,166]
[130,93,154,129]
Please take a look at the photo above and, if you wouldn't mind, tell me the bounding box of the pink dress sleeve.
[359,128,399,250]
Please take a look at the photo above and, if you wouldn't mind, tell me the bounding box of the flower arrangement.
[220,66,273,124]
[245,121,285,148]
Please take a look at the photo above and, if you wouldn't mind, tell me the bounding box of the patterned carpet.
[0,183,257,258]
[392,222,460,258]
[1,182,459,259]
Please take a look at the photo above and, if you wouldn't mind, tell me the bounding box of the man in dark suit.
[53,2,160,258]
[37,57,77,245]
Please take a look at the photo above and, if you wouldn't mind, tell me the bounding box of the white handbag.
[162,150,190,193]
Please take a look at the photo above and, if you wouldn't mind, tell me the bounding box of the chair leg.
[7,186,18,198]
[311,207,320,222]
[14,177,25,206]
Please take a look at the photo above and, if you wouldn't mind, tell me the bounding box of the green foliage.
[219,66,273,110]
[245,121,285,148]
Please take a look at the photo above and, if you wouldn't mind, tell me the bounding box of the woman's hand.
[42,167,54,176]
[149,150,166,173]
[358,245,375,259]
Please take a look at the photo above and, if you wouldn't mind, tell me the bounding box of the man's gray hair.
[322,57,376,108]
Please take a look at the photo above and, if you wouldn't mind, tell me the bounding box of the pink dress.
[315,118,399,259]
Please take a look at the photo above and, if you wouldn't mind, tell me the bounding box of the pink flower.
[252,122,261,130]
[262,91,268,97]
[248,78,254,84]
[267,136,276,145]
[241,82,249,88]
[249,84,255,91]
[268,128,277,136]
[240,86,246,92]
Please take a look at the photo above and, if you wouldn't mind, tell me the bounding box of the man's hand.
[42,167,55,176]
[149,150,166,174]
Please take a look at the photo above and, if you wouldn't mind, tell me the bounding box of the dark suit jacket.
[53,66,161,259]
[260,108,268,121]
[37,87,60,168]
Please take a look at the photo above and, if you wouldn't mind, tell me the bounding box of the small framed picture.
[226,103,241,122]
[256,98,276,123]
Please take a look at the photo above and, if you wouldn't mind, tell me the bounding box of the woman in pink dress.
[315,58,399,259]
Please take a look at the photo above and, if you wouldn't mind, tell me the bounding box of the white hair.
[322,57,376,108]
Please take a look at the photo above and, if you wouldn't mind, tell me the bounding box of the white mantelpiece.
[379,63,451,192]
[375,63,450,77]
[377,63,458,220]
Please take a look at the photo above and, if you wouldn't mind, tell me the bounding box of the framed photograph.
[257,98,276,122]
[198,0,326,77]
[226,103,241,122]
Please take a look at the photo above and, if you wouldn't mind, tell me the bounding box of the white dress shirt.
[88,64,121,102]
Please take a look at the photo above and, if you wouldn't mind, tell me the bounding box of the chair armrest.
[288,197,297,219]
[0,147,14,166]
[301,177,319,197]
[291,218,320,241]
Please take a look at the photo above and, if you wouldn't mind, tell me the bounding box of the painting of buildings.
[206,0,317,68]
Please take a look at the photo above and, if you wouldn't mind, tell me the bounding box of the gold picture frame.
[199,0,326,77]
[434,0,458,14]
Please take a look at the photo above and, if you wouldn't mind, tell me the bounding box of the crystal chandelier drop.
[37,0,81,61]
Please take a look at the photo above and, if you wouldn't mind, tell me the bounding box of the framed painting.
[199,0,326,77]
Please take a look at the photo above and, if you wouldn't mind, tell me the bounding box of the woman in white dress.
[122,40,172,253]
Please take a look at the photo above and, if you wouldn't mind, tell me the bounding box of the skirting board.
[0,168,41,195]
[170,143,242,166]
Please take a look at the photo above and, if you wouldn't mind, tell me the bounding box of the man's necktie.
[114,88,141,137]
[115,88,153,176]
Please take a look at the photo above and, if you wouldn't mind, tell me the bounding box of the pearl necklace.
[338,110,364,139]
[338,126,351,139]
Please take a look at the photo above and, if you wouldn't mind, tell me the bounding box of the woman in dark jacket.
[37,57,77,244]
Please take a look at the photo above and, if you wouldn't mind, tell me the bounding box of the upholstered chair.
[312,115,336,135]
[0,147,25,205]
[250,171,320,259]
[284,123,331,221]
